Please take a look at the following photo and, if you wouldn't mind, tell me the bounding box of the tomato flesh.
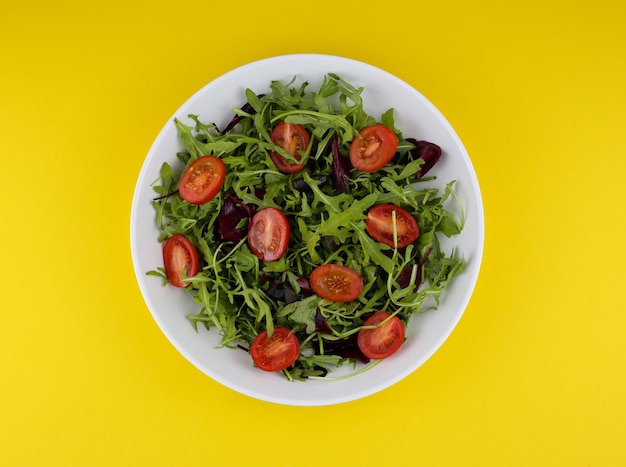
[162,234,200,288]
[365,204,419,248]
[250,326,300,372]
[358,312,405,360]
[310,264,363,302]
[349,124,398,172]
[178,155,226,205]
[269,122,310,173]
[248,207,290,262]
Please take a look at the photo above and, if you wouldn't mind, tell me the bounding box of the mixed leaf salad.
[148,73,465,380]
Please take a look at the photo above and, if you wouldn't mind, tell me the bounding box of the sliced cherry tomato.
[248,207,290,262]
[310,264,363,302]
[349,124,398,172]
[162,234,199,288]
[357,312,405,360]
[250,326,300,372]
[269,122,310,173]
[178,155,226,205]
[365,204,419,248]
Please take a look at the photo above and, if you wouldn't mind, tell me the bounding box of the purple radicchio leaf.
[331,134,351,195]
[317,333,370,364]
[254,188,266,200]
[292,175,327,193]
[217,195,257,242]
[267,277,313,304]
[296,277,313,294]
[396,247,434,292]
[314,308,332,334]
[221,94,266,134]
[405,138,442,178]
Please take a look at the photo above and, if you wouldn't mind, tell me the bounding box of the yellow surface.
[2,0,625,465]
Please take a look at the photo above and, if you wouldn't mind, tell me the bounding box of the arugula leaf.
[277,294,320,331]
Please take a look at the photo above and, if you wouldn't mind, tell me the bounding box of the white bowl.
[130,54,484,406]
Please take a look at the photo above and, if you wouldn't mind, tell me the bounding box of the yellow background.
[2,0,625,465]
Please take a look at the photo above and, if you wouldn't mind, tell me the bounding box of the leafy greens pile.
[149,74,465,380]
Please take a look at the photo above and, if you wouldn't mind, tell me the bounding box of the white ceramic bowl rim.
[130,54,484,406]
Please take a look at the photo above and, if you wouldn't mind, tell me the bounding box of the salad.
[148,74,464,380]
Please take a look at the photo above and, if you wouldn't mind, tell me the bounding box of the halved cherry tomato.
[248,207,290,262]
[349,124,398,172]
[357,312,405,360]
[162,234,199,288]
[269,122,310,173]
[250,326,300,372]
[365,204,419,248]
[178,155,226,205]
[310,264,363,302]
